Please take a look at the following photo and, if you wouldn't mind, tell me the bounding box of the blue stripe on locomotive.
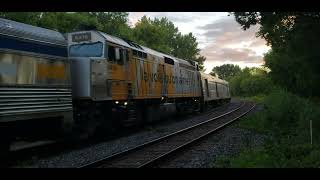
[0,35,67,57]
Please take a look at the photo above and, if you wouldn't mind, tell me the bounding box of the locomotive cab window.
[69,42,103,57]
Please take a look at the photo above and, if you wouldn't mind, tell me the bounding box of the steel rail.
[79,101,248,168]
[139,102,256,168]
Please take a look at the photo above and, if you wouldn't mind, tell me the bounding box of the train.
[0,18,230,156]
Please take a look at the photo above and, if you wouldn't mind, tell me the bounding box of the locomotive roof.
[0,18,67,46]
[98,31,196,67]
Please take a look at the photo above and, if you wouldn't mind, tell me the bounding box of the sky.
[128,12,271,73]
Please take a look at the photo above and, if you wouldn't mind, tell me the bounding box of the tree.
[232,12,320,97]
[132,16,204,69]
[228,66,273,96]
[132,16,178,54]
[87,12,132,39]
[210,64,241,80]
[195,55,206,72]
[0,12,42,26]
[172,32,199,59]
[0,12,131,35]
[40,12,98,33]
[1,12,206,73]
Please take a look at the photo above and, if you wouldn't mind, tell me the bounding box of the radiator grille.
[0,87,72,116]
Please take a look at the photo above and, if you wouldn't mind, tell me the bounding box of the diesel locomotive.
[68,30,230,138]
[0,18,230,155]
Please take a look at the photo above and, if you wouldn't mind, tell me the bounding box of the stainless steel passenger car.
[0,18,73,147]
[200,72,231,110]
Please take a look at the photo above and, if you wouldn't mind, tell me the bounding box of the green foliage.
[228,148,275,168]
[89,12,132,39]
[194,55,206,72]
[228,67,273,97]
[0,12,205,69]
[0,12,42,26]
[219,143,320,168]
[132,16,175,54]
[237,110,268,134]
[240,88,320,143]
[210,64,241,80]
[232,12,320,97]
[132,16,204,70]
[240,94,267,104]
[218,88,320,167]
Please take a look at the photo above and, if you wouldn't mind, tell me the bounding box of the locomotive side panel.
[127,54,201,100]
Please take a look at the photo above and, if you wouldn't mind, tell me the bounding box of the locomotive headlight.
[161,97,164,100]
[124,102,128,106]
[194,99,197,102]
[115,101,119,104]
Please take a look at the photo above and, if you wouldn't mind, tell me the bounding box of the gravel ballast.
[159,124,266,168]
[13,100,261,168]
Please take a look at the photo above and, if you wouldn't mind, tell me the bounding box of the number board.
[72,32,91,42]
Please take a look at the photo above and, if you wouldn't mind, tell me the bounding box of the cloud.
[128,12,194,26]
[199,15,269,72]
[129,12,227,33]
[249,39,267,48]
[128,12,270,72]
[199,16,261,46]
[202,46,263,63]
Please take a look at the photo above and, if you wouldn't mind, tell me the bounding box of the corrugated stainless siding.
[0,87,72,117]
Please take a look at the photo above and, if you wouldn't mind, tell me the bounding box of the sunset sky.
[128,12,271,73]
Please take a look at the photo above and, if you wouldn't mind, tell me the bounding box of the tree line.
[0,12,205,70]
[210,12,320,98]
[232,12,320,98]
[210,13,320,167]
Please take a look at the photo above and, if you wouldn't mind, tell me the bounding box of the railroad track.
[79,101,255,168]
[9,101,240,167]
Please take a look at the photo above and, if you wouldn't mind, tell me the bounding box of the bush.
[223,143,320,168]
[229,69,274,97]
[262,89,320,144]
[219,88,320,167]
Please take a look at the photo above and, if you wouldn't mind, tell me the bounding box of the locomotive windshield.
[69,42,103,57]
